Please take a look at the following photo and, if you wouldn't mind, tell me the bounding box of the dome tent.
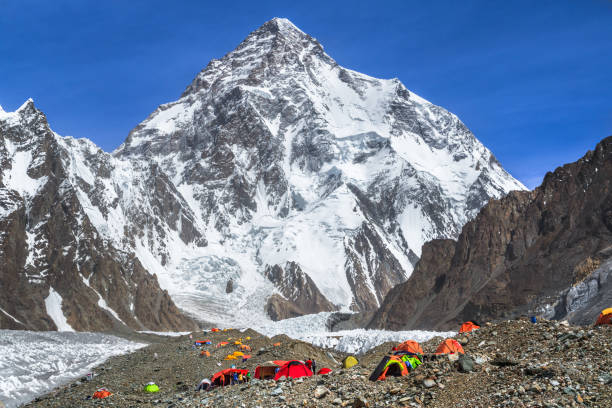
[435,339,465,355]
[394,340,423,356]
[459,321,480,333]
[144,382,159,393]
[342,355,359,369]
[369,355,408,381]
[273,360,313,380]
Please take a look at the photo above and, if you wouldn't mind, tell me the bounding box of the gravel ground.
[24,319,612,407]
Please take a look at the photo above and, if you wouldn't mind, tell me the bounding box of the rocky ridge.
[369,135,612,331]
[0,100,197,331]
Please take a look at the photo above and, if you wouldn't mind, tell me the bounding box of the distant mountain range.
[0,18,525,331]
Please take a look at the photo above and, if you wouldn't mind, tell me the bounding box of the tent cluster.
[369,323,470,381]
[224,350,251,361]
[370,341,424,381]
[252,360,321,381]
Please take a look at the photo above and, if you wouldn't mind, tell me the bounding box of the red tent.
[210,368,249,386]
[317,368,332,375]
[273,360,313,381]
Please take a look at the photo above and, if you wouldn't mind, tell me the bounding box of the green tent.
[342,355,359,369]
[144,382,160,393]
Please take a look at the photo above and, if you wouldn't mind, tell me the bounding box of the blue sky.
[1,1,610,189]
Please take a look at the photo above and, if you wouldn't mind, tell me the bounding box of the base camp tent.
[144,382,160,393]
[254,361,287,379]
[435,339,465,354]
[459,321,480,333]
[273,360,313,381]
[394,340,423,356]
[342,356,359,369]
[93,388,112,399]
[369,356,409,381]
[211,369,249,386]
[318,368,332,375]
[595,308,612,326]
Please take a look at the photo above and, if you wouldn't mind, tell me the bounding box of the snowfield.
[251,312,456,354]
[0,330,146,408]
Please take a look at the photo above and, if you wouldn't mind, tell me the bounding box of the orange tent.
[216,341,229,348]
[211,328,220,332]
[459,321,480,333]
[273,342,281,347]
[395,340,423,355]
[240,344,251,351]
[200,350,210,357]
[595,308,612,326]
[435,339,465,354]
[93,388,112,399]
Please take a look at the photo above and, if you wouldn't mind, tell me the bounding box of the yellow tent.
[233,351,244,357]
[246,336,251,340]
[342,356,359,369]
[224,355,238,360]
[234,341,242,345]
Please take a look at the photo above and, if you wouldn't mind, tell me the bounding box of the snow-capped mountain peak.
[1,19,525,330]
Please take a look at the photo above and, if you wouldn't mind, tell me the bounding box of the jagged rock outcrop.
[264,262,337,320]
[0,100,197,331]
[369,136,612,330]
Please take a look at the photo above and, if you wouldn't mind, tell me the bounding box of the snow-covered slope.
[0,18,525,330]
[112,17,524,322]
[0,330,145,407]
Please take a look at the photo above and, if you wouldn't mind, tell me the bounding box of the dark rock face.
[264,262,337,320]
[369,136,612,330]
[0,101,197,331]
[344,222,409,311]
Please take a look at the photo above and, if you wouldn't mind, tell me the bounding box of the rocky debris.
[25,320,612,407]
[457,354,474,373]
[370,135,612,331]
[314,385,330,399]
